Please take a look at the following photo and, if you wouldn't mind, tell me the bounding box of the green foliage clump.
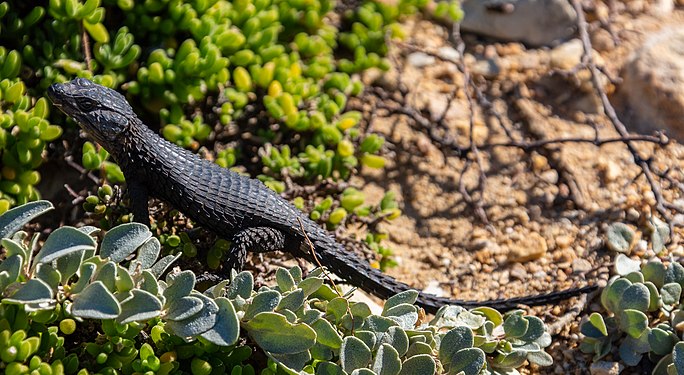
[0,200,552,374]
[581,219,684,374]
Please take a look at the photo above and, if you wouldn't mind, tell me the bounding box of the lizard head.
[48,78,134,151]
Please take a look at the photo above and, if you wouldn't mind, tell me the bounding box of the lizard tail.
[310,238,596,314]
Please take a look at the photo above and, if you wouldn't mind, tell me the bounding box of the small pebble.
[572,258,592,274]
[590,361,624,375]
[407,52,436,68]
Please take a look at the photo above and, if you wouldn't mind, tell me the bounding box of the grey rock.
[621,26,684,142]
[460,0,577,46]
[590,361,624,375]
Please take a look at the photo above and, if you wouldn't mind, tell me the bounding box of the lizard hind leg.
[224,227,287,273]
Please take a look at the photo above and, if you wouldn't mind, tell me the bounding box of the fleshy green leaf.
[340,336,372,372]
[164,270,196,300]
[100,223,151,263]
[372,343,401,375]
[383,290,419,314]
[118,289,162,324]
[619,309,649,338]
[0,254,22,287]
[615,254,641,276]
[150,254,181,278]
[606,223,634,254]
[34,227,96,265]
[245,312,317,354]
[448,347,486,375]
[276,267,295,292]
[227,271,254,299]
[618,283,650,312]
[277,289,305,312]
[673,342,684,375]
[503,313,529,338]
[383,304,418,330]
[165,293,219,337]
[312,318,343,349]
[378,326,409,357]
[399,354,435,375]
[245,290,281,320]
[0,201,53,239]
[439,326,474,366]
[72,281,121,319]
[661,283,682,305]
[4,278,53,304]
[136,237,161,269]
[200,297,240,346]
[166,296,204,321]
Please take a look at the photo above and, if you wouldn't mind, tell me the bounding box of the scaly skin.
[48,78,595,313]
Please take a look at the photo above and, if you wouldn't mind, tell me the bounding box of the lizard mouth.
[47,83,68,109]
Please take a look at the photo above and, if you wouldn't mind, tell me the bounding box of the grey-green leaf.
[340,336,372,372]
[277,289,305,312]
[100,223,151,263]
[72,281,121,319]
[648,327,676,356]
[270,350,311,372]
[276,267,296,292]
[606,222,634,254]
[165,293,219,337]
[0,200,53,239]
[200,297,240,346]
[384,304,418,330]
[35,263,61,290]
[298,277,324,297]
[150,254,181,278]
[227,271,254,299]
[164,270,196,300]
[673,342,684,375]
[136,237,161,269]
[439,326,474,365]
[316,362,345,375]
[166,295,204,321]
[618,283,650,313]
[4,278,53,304]
[34,227,96,265]
[642,261,666,289]
[649,217,670,254]
[399,354,435,375]
[0,254,22,286]
[118,289,162,324]
[527,350,553,366]
[373,343,401,375]
[519,316,546,342]
[383,290,419,314]
[661,283,682,305]
[312,318,343,349]
[245,290,281,320]
[448,347,486,375]
[619,309,649,338]
[70,262,97,294]
[378,326,409,357]
[244,312,316,354]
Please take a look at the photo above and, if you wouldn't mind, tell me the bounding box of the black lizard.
[47,78,595,313]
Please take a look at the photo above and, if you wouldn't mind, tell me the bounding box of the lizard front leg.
[126,178,150,226]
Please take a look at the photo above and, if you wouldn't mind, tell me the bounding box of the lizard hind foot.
[223,227,287,273]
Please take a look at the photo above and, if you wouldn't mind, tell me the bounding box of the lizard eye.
[78,99,97,112]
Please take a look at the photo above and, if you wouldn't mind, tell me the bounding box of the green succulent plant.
[581,222,683,374]
[0,199,553,374]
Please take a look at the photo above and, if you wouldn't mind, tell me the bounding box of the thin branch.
[81,26,93,72]
[571,0,672,227]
